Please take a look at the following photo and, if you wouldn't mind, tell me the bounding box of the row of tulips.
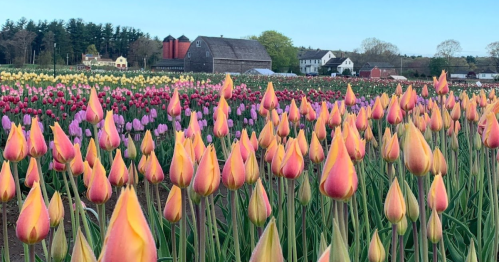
[0,70,496,262]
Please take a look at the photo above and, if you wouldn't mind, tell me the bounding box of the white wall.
[299,51,335,74]
[478,73,498,80]
[450,74,466,79]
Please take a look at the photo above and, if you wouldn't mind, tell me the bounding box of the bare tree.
[486,42,499,71]
[128,37,161,68]
[435,39,462,66]
[13,29,36,64]
[351,37,400,69]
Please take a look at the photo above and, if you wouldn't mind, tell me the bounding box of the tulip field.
[0,69,498,262]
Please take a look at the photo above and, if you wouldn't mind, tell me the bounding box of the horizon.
[2,0,498,57]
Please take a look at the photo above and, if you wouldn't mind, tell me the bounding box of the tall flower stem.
[278,176,284,237]
[287,179,295,261]
[391,224,398,262]
[28,244,35,262]
[205,198,216,260]
[433,244,437,262]
[231,190,241,262]
[62,170,76,241]
[199,197,206,262]
[399,235,404,262]
[209,194,221,255]
[412,222,420,262]
[3,203,10,262]
[47,227,54,262]
[144,180,155,239]
[180,188,188,262]
[352,197,360,262]
[268,163,273,210]
[108,151,114,168]
[97,204,106,243]
[66,164,94,248]
[171,223,177,262]
[477,148,484,256]
[93,124,101,159]
[12,162,23,209]
[417,176,428,262]
[36,158,49,206]
[154,184,163,230]
[359,160,371,240]
[492,151,499,262]
[302,205,308,262]
[438,214,446,262]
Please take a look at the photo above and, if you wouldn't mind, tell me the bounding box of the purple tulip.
[49,141,54,149]
[141,115,150,126]
[85,129,92,137]
[236,108,242,116]
[154,129,160,137]
[197,111,203,119]
[150,109,158,118]
[125,122,132,131]
[203,107,209,115]
[235,131,241,139]
[250,109,257,120]
[74,137,81,146]
[206,135,213,143]
[124,149,129,159]
[228,119,233,128]
[2,116,11,130]
[185,108,191,116]
[243,118,248,125]
[249,119,254,126]
[175,121,181,131]
[23,114,31,126]
[133,119,143,131]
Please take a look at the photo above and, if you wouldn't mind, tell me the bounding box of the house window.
[482,74,486,77]
[196,40,201,47]
[206,51,210,57]
[187,52,191,58]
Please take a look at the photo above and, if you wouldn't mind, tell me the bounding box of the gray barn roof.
[199,36,271,61]
[299,50,330,60]
[359,62,395,71]
[324,57,348,67]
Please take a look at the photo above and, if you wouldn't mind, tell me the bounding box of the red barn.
[359,62,397,78]
[153,35,191,71]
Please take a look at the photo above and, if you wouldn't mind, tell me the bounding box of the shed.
[244,68,274,75]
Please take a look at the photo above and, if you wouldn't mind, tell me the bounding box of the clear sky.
[3,0,497,57]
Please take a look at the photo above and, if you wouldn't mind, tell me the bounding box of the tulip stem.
[399,235,404,262]
[171,223,177,262]
[278,176,284,237]
[391,224,397,262]
[66,164,94,248]
[230,191,241,262]
[144,180,155,240]
[412,222,420,262]
[93,124,101,159]
[199,197,206,262]
[108,151,114,168]
[433,244,437,262]
[62,170,77,242]
[359,160,371,241]
[477,148,484,257]
[180,189,187,262]
[28,244,35,262]
[97,204,106,244]
[36,158,49,206]
[3,203,10,262]
[287,179,297,262]
[209,194,221,255]
[352,198,360,262]
[12,162,23,210]
[188,194,198,262]
[417,176,429,262]
[302,205,308,262]
[47,227,54,262]
[438,214,446,262]
[154,184,163,231]
[267,163,273,210]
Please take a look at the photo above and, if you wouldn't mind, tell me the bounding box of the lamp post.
[53,43,57,78]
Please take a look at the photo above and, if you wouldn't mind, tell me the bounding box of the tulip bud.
[466,241,478,262]
[329,219,351,262]
[298,172,311,206]
[87,159,112,204]
[70,144,84,176]
[451,132,459,151]
[245,151,259,185]
[279,139,304,179]
[16,182,50,244]
[0,161,15,203]
[193,145,221,197]
[185,111,201,139]
[288,99,300,124]
[86,87,104,125]
[435,70,449,95]
[188,183,201,205]
[167,88,181,117]
[299,97,309,116]
[248,179,271,227]
[141,130,155,155]
[395,83,402,96]
[222,142,246,190]
[404,120,432,176]
[4,124,28,162]
[422,84,429,98]
[314,117,327,141]
[258,120,274,149]
[25,157,40,188]
[127,134,137,160]
[145,151,165,185]
[318,233,328,256]
[82,161,92,188]
[86,138,98,168]
[277,112,290,137]
[382,133,399,163]
[309,131,325,164]
[51,223,68,262]
[328,103,342,128]
[428,174,448,213]
[249,217,283,262]
[404,181,419,222]
[397,215,408,235]
[427,208,442,244]
[71,228,97,262]
[48,191,64,227]
[99,110,121,151]
[164,185,182,223]
[213,109,229,138]
[250,131,258,151]
[261,82,279,111]
[317,245,331,262]
[192,132,206,163]
[170,142,194,188]
[296,129,309,155]
[138,154,147,175]
[384,177,406,224]
[28,117,47,158]
[371,97,384,120]
[345,84,356,106]
[271,144,285,177]
[368,229,385,262]
[431,148,447,176]
[109,149,129,187]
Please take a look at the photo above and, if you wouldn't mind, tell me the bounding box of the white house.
[323,57,354,75]
[115,56,128,69]
[299,50,335,74]
[450,70,468,79]
[477,69,498,80]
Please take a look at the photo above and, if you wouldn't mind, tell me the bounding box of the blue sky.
[3,0,497,56]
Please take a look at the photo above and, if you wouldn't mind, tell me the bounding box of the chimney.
[341,52,344,58]
[221,35,223,38]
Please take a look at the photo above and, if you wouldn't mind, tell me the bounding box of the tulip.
[170,142,194,188]
[294,129,308,156]
[3,123,28,162]
[222,142,246,190]
[343,121,366,162]
[279,139,304,179]
[141,130,155,155]
[109,149,129,187]
[466,101,478,122]
[28,117,47,158]
[248,179,271,227]
[192,132,206,163]
[356,107,368,131]
[193,145,221,197]
[319,101,329,122]
[0,161,15,203]
[382,133,399,163]
[395,83,402,96]
[277,112,290,137]
[317,245,331,262]
[400,85,416,111]
[345,83,356,106]
[262,82,278,110]
[240,129,254,162]
[99,111,121,151]
[271,109,280,126]
[82,161,92,188]
[220,74,233,99]
[67,144,84,177]
[271,144,285,176]
[397,215,408,235]
[86,138,98,168]
[435,70,449,95]
[258,101,269,117]
[299,96,309,116]
[185,111,201,139]
[164,185,182,223]
[249,217,282,262]
[429,106,443,132]
[428,174,448,213]
[328,219,351,262]
[51,223,68,262]
[86,88,103,124]
[384,177,406,224]
[264,137,279,163]
[368,230,386,262]
[168,88,181,117]
[320,127,342,195]
[71,228,97,262]
[305,104,317,122]
[245,151,259,185]
[213,108,229,138]
[371,97,384,120]
[309,131,325,164]
[482,112,499,149]
[25,157,40,188]
[217,96,230,119]
[48,191,64,227]
[16,182,50,244]
[430,148,447,176]
[126,134,137,160]
[427,208,442,244]
[288,99,300,123]
[250,131,259,151]
[443,108,451,130]
[314,117,327,141]
[87,159,112,204]
[98,187,157,262]
[386,95,403,125]
[258,120,274,149]
[466,242,478,262]
[364,124,375,142]
[404,120,432,176]
[298,172,311,206]
[422,84,429,98]
[328,102,342,128]
[51,122,75,163]
[145,151,165,184]
[175,130,186,144]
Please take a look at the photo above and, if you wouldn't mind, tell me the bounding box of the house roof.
[451,70,469,75]
[324,57,348,67]
[163,35,175,42]
[152,59,185,67]
[198,36,271,61]
[359,62,395,71]
[299,50,330,60]
[389,75,407,80]
[482,69,498,74]
[245,68,274,75]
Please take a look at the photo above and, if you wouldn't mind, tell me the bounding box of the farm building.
[323,57,354,75]
[450,70,468,79]
[299,50,335,74]
[244,68,274,75]
[359,62,397,78]
[184,36,272,74]
[152,35,190,72]
[477,69,498,80]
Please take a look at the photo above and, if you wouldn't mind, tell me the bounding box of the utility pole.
[33,50,35,64]
[400,57,402,74]
[53,43,57,78]
[66,53,69,65]
[144,55,147,69]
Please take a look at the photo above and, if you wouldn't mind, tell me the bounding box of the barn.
[359,62,397,78]
[184,36,272,74]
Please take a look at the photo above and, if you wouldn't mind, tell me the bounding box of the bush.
[342,69,351,76]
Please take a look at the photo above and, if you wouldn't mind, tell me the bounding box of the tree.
[13,29,36,64]
[435,39,462,66]
[250,30,298,72]
[429,57,449,76]
[86,44,98,55]
[486,42,499,71]
[128,37,161,68]
[350,37,400,70]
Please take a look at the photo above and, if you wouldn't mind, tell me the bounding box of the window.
[196,40,201,47]
[206,51,210,57]
[187,52,191,58]
[482,74,486,77]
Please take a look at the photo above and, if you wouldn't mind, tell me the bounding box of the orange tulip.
[245,151,259,185]
[422,84,429,98]
[48,191,64,227]
[222,142,246,190]
[364,125,374,142]
[271,144,285,176]
[25,157,40,188]
[428,174,448,213]
[296,129,309,155]
[400,85,416,111]
[145,151,165,184]
[435,70,449,95]
[320,127,342,195]
[258,120,274,149]
[262,82,278,110]
[109,149,129,187]
[86,87,104,125]
[192,132,206,163]
[309,131,325,164]
[380,93,390,108]
[138,155,147,175]
[443,108,451,130]
[3,123,28,162]
[429,106,443,132]
[258,101,269,117]
[249,217,282,262]
[395,83,402,96]
[271,109,280,127]
[51,122,75,164]
[248,179,271,227]
[53,159,66,172]
[72,229,97,262]
[328,102,342,128]
[87,159,112,204]
[213,108,229,138]
[386,95,403,125]
[276,112,290,137]
[368,230,386,262]
[192,145,221,197]
[99,111,121,151]
[382,133,399,163]
[239,129,254,162]
[305,104,317,122]
[141,130,155,156]
[182,137,195,164]
[372,97,384,120]
[170,142,194,188]
[489,89,496,101]
[16,182,50,244]
[319,101,329,122]
[431,148,447,176]
[175,130,186,144]
[279,139,304,179]
[384,177,406,224]
[167,88,181,117]
[264,137,279,163]
[404,120,432,176]
[220,74,233,99]
[345,83,356,106]
[446,91,456,110]
[184,112,200,139]
[98,186,156,262]
[82,161,92,188]
[317,245,331,262]
[343,121,366,162]
[314,117,327,141]
[250,131,258,151]
[299,96,309,116]
[482,112,499,149]
[71,144,85,176]
[0,161,15,202]
[288,99,300,123]
[86,138,98,168]
[28,117,47,158]
[427,208,442,244]
[163,185,182,223]
[479,92,488,108]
